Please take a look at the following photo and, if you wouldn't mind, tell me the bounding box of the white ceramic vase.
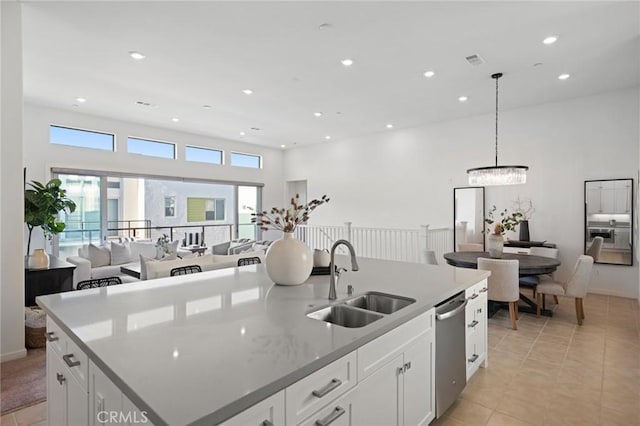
[29,249,50,269]
[487,234,504,258]
[265,233,313,286]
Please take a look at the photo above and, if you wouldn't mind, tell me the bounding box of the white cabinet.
[614,228,631,249]
[297,389,357,426]
[465,280,488,380]
[46,324,88,426]
[587,181,631,214]
[222,390,284,426]
[355,309,435,426]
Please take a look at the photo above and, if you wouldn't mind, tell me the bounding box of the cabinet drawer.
[465,280,488,301]
[46,317,67,355]
[64,335,89,392]
[297,388,356,426]
[286,351,356,425]
[358,309,434,381]
[222,390,284,426]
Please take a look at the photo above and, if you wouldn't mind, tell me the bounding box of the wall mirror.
[454,187,485,252]
[584,178,634,266]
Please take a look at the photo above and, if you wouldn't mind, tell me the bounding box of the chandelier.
[467,73,528,186]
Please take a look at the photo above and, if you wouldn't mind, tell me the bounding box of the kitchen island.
[37,256,489,426]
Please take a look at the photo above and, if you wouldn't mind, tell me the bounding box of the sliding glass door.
[237,186,260,240]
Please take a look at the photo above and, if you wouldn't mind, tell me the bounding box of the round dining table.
[442,252,561,275]
[442,251,561,317]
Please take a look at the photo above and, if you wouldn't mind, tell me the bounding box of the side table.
[26,256,75,306]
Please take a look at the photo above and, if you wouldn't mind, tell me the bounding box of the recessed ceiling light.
[386,124,394,129]
[280,144,286,148]
[423,70,435,78]
[558,73,571,80]
[75,97,86,103]
[341,59,354,67]
[325,135,331,140]
[318,23,332,30]
[171,117,180,122]
[543,36,558,45]
[458,96,468,102]
[239,131,246,136]
[242,89,254,95]
[129,51,146,60]
[314,112,323,117]
[202,105,212,109]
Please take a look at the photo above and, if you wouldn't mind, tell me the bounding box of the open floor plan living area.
[1,1,639,426]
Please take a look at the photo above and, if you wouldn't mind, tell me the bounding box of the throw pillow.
[110,241,133,265]
[88,244,111,268]
[139,253,179,280]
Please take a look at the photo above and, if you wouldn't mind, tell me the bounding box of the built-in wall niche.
[584,179,634,266]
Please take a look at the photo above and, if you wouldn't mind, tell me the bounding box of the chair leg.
[515,304,519,320]
[579,298,585,319]
[509,302,518,330]
[536,293,542,317]
[542,294,546,310]
[553,295,559,305]
[575,298,583,325]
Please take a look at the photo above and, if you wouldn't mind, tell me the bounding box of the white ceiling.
[22,1,640,149]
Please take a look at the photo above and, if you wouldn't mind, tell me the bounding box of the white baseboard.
[1,348,27,363]
[588,288,637,299]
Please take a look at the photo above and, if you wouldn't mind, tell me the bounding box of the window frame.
[184,145,224,165]
[127,136,177,159]
[230,151,262,169]
[164,196,176,218]
[49,124,115,152]
[187,197,226,222]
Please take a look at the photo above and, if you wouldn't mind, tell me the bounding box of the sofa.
[210,239,274,255]
[66,240,191,287]
[140,251,265,280]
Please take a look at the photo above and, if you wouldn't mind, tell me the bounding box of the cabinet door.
[67,373,89,426]
[403,332,434,426]
[352,354,402,426]
[89,361,123,425]
[47,350,68,426]
[586,187,601,214]
[222,390,284,426]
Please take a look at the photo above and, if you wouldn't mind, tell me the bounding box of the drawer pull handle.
[403,361,412,372]
[470,293,478,300]
[262,421,274,426]
[315,406,345,426]
[477,308,483,314]
[468,354,479,363]
[62,354,81,368]
[468,320,479,328]
[312,378,342,398]
[479,287,488,293]
[45,332,59,342]
[56,372,66,385]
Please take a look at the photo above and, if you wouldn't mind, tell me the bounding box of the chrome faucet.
[329,240,359,300]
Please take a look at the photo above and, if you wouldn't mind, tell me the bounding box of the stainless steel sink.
[307,305,383,328]
[344,292,416,314]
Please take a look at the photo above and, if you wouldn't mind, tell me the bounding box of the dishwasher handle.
[436,298,468,321]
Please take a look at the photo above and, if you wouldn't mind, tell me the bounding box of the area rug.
[1,348,46,414]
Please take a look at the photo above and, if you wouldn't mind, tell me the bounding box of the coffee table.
[120,264,141,280]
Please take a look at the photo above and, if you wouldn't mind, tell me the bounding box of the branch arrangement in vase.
[485,205,523,235]
[250,194,330,232]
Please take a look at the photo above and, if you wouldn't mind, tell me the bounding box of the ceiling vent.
[135,100,158,108]
[465,54,485,66]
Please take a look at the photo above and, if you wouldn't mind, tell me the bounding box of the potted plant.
[24,178,76,268]
[512,197,535,241]
[484,206,523,258]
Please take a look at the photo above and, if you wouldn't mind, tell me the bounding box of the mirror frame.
[453,186,486,252]
[584,178,634,266]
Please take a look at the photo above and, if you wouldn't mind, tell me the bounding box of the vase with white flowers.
[250,194,330,285]
[484,206,524,258]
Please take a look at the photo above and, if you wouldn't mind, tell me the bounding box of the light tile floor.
[434,293,640,426]
[2,294,638,426]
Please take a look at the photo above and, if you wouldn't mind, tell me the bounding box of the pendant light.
[467,72,528,186]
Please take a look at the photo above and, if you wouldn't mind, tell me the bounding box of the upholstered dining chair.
[170,265,202,276]
[520,247,560,302]
[477,258,520,330]
[238,257,262,266]
[586,236,603,262]
[536,255,594,325]
[77,276,122,290]
[458,243,484,252]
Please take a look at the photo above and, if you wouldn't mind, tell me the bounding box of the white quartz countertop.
[37,257,489,426]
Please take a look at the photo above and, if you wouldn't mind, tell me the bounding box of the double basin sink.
[307,292,416,328]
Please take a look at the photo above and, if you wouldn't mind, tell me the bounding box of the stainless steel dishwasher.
[435,291,468,418]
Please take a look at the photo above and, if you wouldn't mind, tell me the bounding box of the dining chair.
[77,276,123,290]
[170,265,203,276]
[536,255,594,324]
[519,247,560,302]
[424,250,438,265]
[477,258,520,330]
[238,257,262,266]
[458,243,484,252]
[586,236,603,262]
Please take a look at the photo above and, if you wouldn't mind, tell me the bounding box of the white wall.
[1,1,27,362]
[284,88,640,299]
[23,103,285,249]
